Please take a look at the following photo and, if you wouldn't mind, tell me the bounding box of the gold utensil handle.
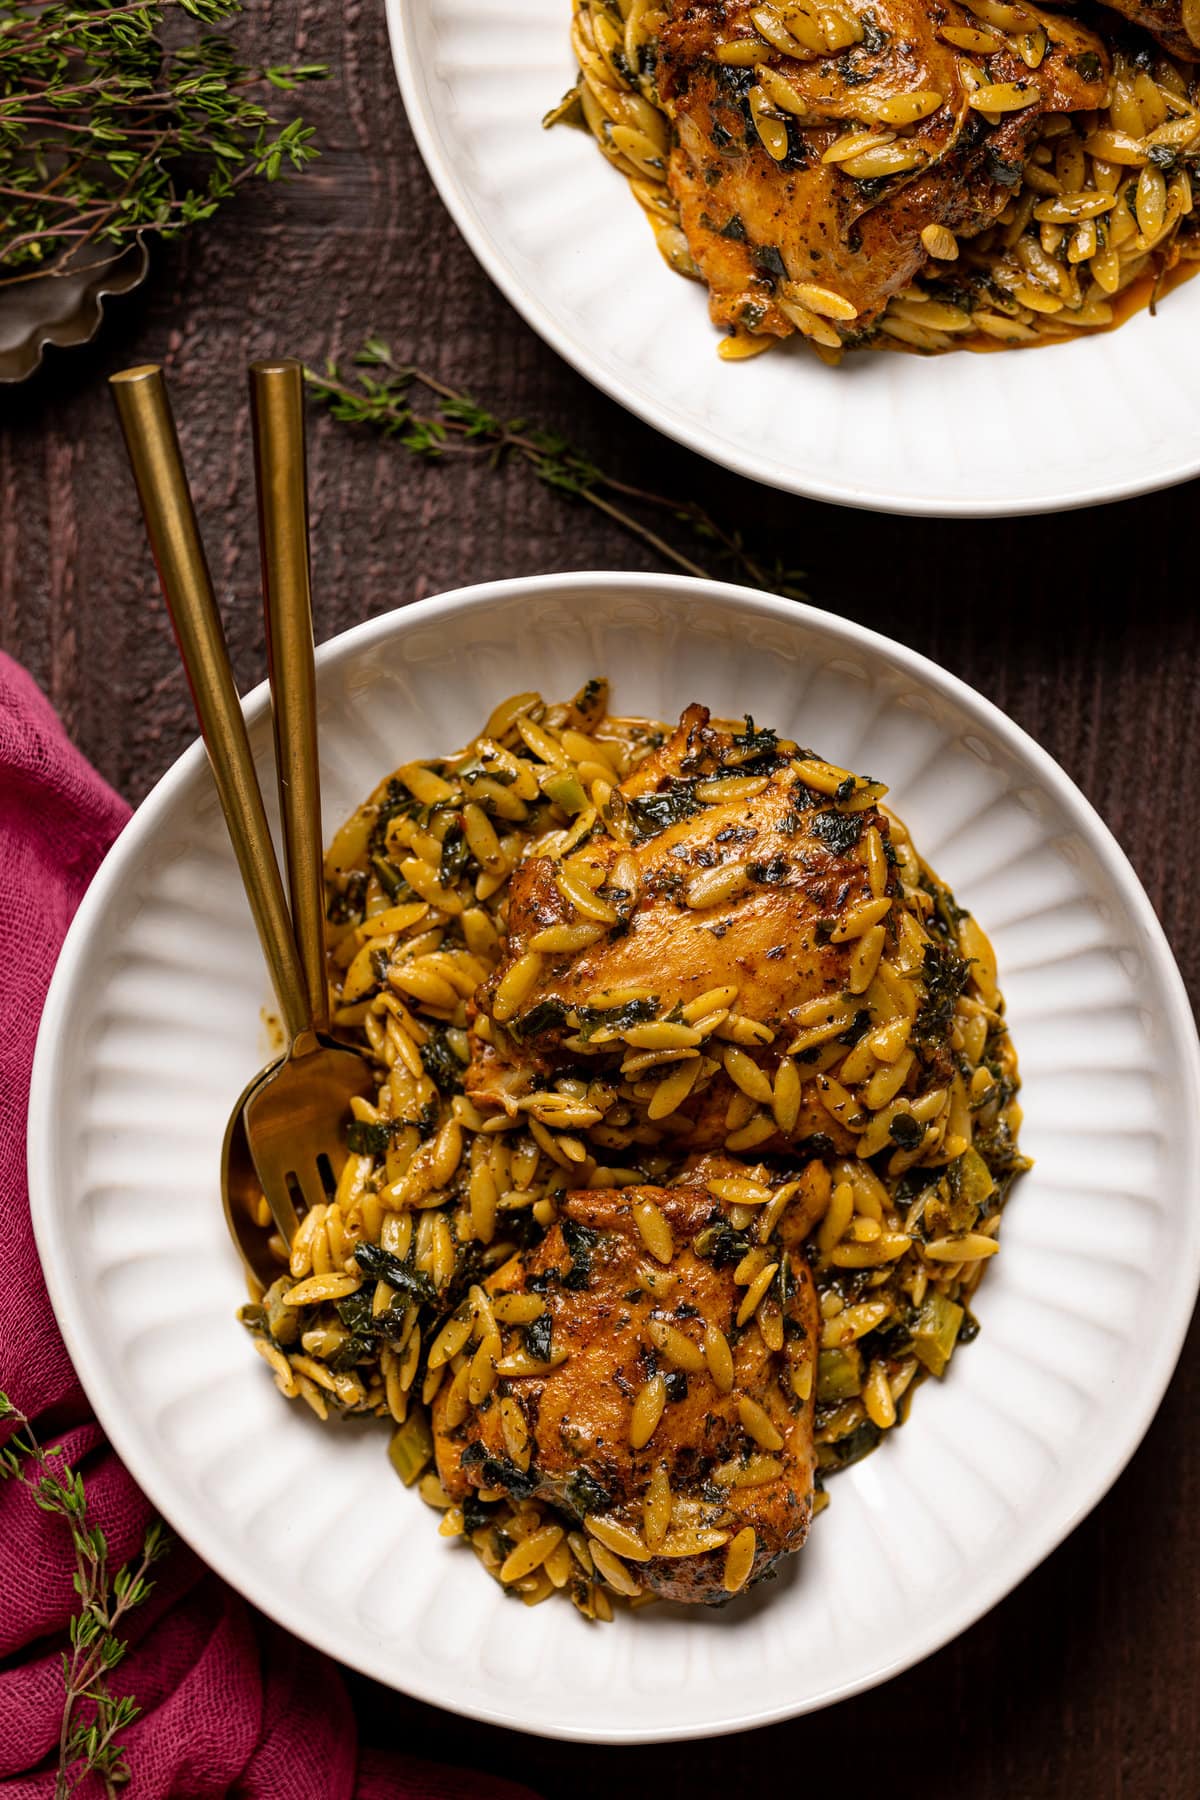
[110,364,310,1045]
[248,360,329,1032]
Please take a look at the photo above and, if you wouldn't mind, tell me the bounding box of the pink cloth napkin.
[0,651,536,1799]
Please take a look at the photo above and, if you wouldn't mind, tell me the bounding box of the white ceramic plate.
[386,0,1200,516]
[29,574,1200,1743]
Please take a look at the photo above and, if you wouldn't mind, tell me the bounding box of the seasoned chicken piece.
[469,704,900,1157]
[655,0,1111,337]
[1087,0,1200,58]
[432,1179,819,1602]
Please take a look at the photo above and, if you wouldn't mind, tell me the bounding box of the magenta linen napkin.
[0,651,536,1799]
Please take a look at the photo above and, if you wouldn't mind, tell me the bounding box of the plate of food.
[27,572,1200,1741]
[386,0,1200,514]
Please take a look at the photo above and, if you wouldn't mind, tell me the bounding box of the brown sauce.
[957,256,1200,353]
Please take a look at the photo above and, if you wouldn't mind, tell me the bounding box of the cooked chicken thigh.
[469,703,906,1158]
[432,1177,820,1602]
[1089,0,1200,59]
[655,0,1111,338]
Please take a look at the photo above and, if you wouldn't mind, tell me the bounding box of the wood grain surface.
[2,4,1197,1794]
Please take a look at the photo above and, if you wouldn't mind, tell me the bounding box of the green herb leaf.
[355,1240,437,1302]
[0,1,327,287]
[304,341,810,601]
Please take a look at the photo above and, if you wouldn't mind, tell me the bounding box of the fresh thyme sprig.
[0,0,327,286]
[305,339,807,598]
[0,1390,170,1798]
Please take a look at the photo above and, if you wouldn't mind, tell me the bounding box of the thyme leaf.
[0,1389,170,1798]
[304,338,809,599]
[0,0,326,289]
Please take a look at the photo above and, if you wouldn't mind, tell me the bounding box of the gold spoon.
[111,363,372,1292]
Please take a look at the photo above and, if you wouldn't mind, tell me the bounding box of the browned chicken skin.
[469,704,904,1157]
[1088,0,1200,59]
[432,1180,819,1603]
[656,0,1111,335]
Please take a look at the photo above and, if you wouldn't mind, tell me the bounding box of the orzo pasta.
[548,0,1200,360]
[240,681,1027,1614]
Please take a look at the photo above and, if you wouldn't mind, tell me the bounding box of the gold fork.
[111,362,372,1288]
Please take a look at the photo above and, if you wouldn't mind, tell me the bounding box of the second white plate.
[28,574,1200,1742]
[387,0,1200,516]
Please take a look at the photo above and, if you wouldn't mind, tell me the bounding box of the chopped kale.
[919,872,966,940]
[336,1289,403,1341]
[957,1307,981,1346]
[368,778,419,858]
[346,1119,394,1157]
[893,1167,939,1212]
[1148,144,1178,173]
[719,212,747,242]
[524,1311,553,1362]
[563,1468,612,1519]
[839,1008,871,1047]
[561,1217,601,1291]
[576,996,658,1040]
[730,715,781,771]
[747,855,790,884]
[693,1218,754,1266]
[739,300,767,330]
[439,820,469,887]
[809,809,862,856]
[481,1455,539,1501]
[626,778,704,841]
[460,1441,487,1468]
[461,754,514,790]
[913,942,971,1048]
[420,1025,465,1095]
[664,1369,689,1403]
[754,244,788,285]
[330,1290,414,1371]
[889,1113,924,1150]
[354,1240,437,1302]
[508,996,572,1040]
[973,1114,1032,1182]
[1069,49,1102,82]
[370,853,407,901]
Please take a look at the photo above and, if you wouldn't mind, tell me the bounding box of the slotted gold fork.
[111,362,373,1288]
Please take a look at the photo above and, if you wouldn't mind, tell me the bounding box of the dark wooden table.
[3,5,1198,1795]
